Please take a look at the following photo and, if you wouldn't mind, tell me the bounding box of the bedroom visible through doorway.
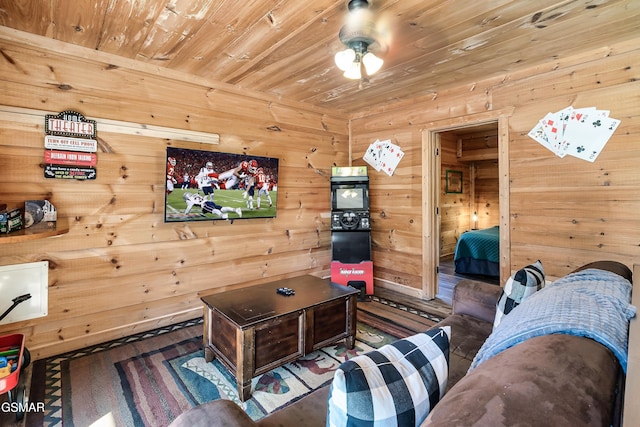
[436,124,500,304]
[421,109,512,302]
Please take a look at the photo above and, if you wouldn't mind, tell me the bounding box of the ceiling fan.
[334,0,390,80]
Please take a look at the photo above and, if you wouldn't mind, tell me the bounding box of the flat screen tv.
[164,147,279,222]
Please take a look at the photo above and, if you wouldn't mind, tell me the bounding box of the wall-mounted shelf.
[0,217,69,244]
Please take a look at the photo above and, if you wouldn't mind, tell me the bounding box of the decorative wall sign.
[44,135,98,153]
[44,110,98,180]
[44,165,96,180]
[44,150,97,167]
[45,110,96,139]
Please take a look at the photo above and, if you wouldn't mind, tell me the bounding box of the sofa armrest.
[571,260,632,283]
[451,280,502,324]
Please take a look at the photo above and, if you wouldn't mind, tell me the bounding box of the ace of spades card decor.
[527,106,620,162]
[363,139,404,176]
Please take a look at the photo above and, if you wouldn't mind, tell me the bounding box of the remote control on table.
[276,287,295,296]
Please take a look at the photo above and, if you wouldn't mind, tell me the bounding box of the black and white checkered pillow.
[326,326,450,427]
[493,260,545,329]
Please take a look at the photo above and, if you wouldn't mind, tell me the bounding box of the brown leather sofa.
[169,261,631,427]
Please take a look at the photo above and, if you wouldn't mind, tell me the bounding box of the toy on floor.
[0,353,18,377]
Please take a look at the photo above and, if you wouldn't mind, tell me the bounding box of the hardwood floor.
[365,255,500,335]
[374,287,452,319]
[436,255,499,305]
[317,264,499,336]
[356,300,438,337]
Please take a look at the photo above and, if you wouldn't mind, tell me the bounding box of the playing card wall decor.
[363,139,404,176]
[527,106,620,162]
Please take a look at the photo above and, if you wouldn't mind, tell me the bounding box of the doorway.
[436,124,500,303]
[421,110,512,300]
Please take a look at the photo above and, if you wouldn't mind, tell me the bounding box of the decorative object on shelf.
[0,200,60,237]
[334,0,389,80]
[446,170,463,194]
[24,200,57,230]
[527,106,620,162]
[363,139,404,176]
[0,217,69,243]
[0,207,22,234]
[44,110,98,180]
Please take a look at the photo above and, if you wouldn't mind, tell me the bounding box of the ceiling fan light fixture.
[343,59,362,80]
[335,48,356,71]
[335,0,386,80]
[362,51,383,75]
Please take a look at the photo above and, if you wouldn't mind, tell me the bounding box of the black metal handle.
[0,293,33,322]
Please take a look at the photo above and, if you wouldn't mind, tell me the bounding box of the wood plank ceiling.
[0,0,638,114]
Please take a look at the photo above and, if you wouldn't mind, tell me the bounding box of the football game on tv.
[164,147,279,222]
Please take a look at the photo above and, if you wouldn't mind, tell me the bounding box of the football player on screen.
[195,161,219,201]
[216,159,257,190]
[181,172,190,189]
[183,192,242,219]
[255,167,273,208]
[166,157,178,194]
[244,173,257,209]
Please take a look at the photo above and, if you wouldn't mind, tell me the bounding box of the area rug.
[29,316,410,427]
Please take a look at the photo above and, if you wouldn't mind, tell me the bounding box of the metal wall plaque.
[45,110,96,139]
[44,110,98,180]
[44,165,97,180]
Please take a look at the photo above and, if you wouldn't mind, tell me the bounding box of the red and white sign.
[331,261,374,295]
[44,150,97,167]
[44,110,99,180]
[44,135,97,153]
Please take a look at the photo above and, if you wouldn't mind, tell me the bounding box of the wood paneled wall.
[0,32,348,358]
[457,127,500,231]
[439,132,469,257]
[350,39,640,295]
[1,29,639,359]
[474,161,499,230]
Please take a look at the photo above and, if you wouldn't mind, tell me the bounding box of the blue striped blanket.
[470,268,636,373]
[454,226,500,263]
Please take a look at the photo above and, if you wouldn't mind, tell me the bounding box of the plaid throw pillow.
[493,260,545,329]
[326,326,450,427]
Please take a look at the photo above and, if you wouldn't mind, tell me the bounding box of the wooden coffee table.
[201,275,358,401]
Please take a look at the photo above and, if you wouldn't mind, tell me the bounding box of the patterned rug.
[28,316,411,427]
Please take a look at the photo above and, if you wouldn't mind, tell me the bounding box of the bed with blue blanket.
[454,225,500,277]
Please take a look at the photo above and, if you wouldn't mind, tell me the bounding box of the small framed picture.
[445,170,462,194]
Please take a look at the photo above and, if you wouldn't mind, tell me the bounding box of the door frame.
[421,108,513,299]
